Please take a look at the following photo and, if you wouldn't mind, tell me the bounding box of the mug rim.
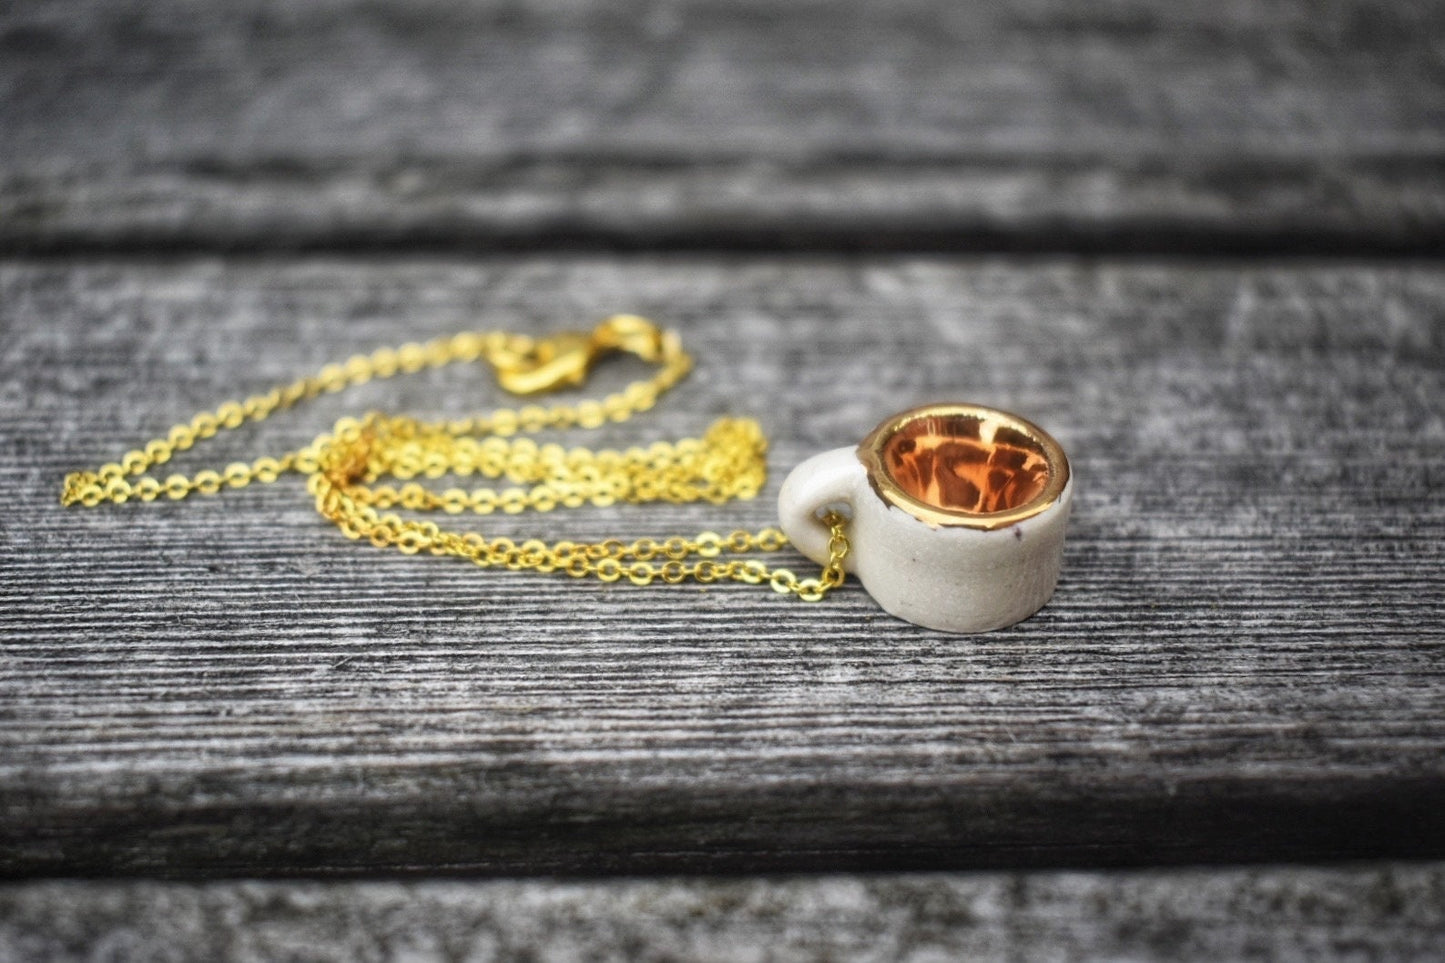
[857,402,1070,530]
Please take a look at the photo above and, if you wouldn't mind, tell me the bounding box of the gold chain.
[60,315,850,601]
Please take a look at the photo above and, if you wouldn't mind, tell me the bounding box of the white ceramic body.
[778,446,1074,633]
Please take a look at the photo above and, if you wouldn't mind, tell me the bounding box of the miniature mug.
[778,403,1073,633]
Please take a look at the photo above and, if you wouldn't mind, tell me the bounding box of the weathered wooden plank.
[3,865,1445,962]
[3,0,1443,253]
[1,256,1443,876]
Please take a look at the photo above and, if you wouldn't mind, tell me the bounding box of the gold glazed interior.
[859,405,1069,529]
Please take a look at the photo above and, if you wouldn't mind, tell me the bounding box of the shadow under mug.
[778,403,1073,633]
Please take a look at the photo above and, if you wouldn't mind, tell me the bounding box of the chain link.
[60,317,850,601]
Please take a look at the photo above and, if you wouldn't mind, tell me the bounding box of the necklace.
[60,315,851,602]
[61,314,1076,631]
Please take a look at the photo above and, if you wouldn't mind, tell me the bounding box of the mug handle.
[776,446,863,568]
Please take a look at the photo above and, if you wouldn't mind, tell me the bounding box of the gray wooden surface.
[4,0,1445,955]
[4,864,1445,962]
[4,257,1443,876]
[3,0,1444,255]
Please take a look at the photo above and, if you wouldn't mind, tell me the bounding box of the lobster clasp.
[493,331,596,395]
[491,315,665,396]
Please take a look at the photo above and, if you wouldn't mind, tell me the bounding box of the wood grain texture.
[2,256,1442,876]
[3,864,1445,962]
[3,0,1444,254]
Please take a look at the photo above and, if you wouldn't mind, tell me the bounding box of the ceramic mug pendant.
[778,403,1073,633]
